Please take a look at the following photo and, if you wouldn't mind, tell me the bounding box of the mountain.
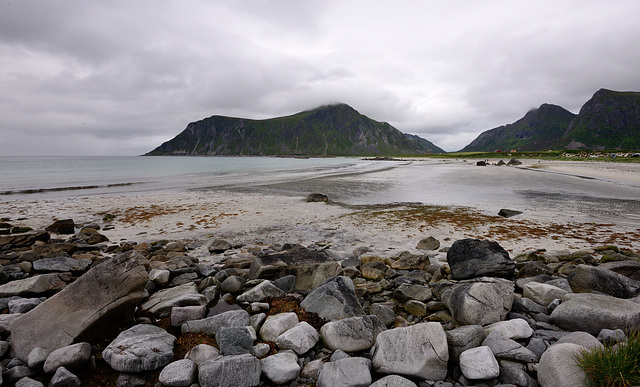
[146,104,443,156]
[555,89,640,150]
[404,133,445,154]
[459,104,576,152]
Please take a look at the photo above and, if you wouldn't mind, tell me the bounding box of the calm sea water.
[0,156,378,200]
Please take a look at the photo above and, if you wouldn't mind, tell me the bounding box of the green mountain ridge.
[461,89,640,152]
[146,104,445,156]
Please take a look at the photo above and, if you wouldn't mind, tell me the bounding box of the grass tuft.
[575,331,640,387]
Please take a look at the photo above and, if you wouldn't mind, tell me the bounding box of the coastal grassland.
[343,203,640,250]
[417,150,640,162]
[575,331,640,387]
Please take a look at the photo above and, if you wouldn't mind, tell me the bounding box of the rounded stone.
[158,359,197,387]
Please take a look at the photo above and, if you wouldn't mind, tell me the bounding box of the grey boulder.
[49,367,81,387]
[236,280,285,303]
[442,277,514,326]
[260,350,301,385]
[446,238,515,280]
[482,331,538,362]
[182,309,250,336]
[370,375,417,387]
[445,325,485,361]
[320,315,386,352]
[102,324,177,373]
[198,354,261,387]
[317,357,372,387]
[259,312,299,342]
[275,321,320,355]
[216,327,255,356]
[158,359,197,387]
[459,346,500,380]
[300,276,365,321]
[141,282,208,317]
[32,257,92,273]
[43,342,91,373]
[538,343,588,387]
[568,264,640,298]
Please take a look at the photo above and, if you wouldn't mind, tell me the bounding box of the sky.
[2,1,640,156]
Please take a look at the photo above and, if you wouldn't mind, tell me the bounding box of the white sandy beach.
[2,159,640,258]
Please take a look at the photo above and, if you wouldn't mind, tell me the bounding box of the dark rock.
[518,261,553,278]
[446,239,515,280]
[216,327,254,356]
[507,158,522,166]
[45,219,75,235]
[498,208,523,218]
[306,193,328,203]
[0,231,50,249]
[32,257,92,273]
[182,309,250,336]
[445,325,485,362]
[10,250,149,361]
[476,161,487,166]
[416,236,440,251]
[568,264,640,298]
[209,239,232,254]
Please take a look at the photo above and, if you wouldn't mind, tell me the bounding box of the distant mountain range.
[461,89,640,152]
[146,104,444,156]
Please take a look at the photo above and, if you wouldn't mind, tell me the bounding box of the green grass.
[575,331,640,387]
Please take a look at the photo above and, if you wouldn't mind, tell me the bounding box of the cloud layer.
[2,0,640,155]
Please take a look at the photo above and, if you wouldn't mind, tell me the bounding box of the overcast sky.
[2,1,640,155]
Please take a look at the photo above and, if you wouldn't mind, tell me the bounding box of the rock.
[158,359,197,387]
[0,273,66,297]
[549,293,640,335]
[317,357,372,387]
[149,268,170,285]
[43,342,91,373]
[484,318,533,340]
[49,367,81,387]
[198,354,261,387]
[116,373,147,387]
[320,315,386,352]
[185,344,220,365]
[568,264,640,298]
[538,343,588,387]
[511,295,548,314]
[260,350,301,385]
[15,377,44,387]
[507,158,522,166]
[371,322,448,380]
[249,246,341,291]
[182,309,250,336]
[598,328,627,345]
[8,297,45,314]
[273,275,297,292]
[369,375,418,387]
[5,366,33,384]
[170,305,207,327]
[45,219,75,234]
[141,283,208,317]
[389,251,430,270]
[300,276,365,321]
[369,303,396,327]
[459,346,500,380]
[10,251,149,362]
[445,325,485,362]
[446,239,515,280]
[236,280,285,303]
[209,239,233,254]
[260,312,299,342]
[476,160,487,166]
[498,360,538,387]
[404,300,428,317]
[393,284,433,303]
[275,321,320,355]
[307,193,328,203]
[216,327,255,356]
[482,331,538,362]
[0,231,49,249]
[442,277,514,326]
[498,208,523,218]
[32,257,92,273]
[301,359,323,380]
[220,275,246,293]
[31,242,77,258]
[416,236,440,251]
[556,331,604,350]
[28,347,50,369]
[103,324,176,372]
[518,261,553,278]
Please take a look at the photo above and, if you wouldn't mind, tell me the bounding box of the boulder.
[523,281,568,306]
[8,297,45,314]
[220,275,246,293]
[517,261,553,278]
[320,315,386,352]
[317,357,372,387]
[369,375,417,387]
[198,354,261,387]
[170,305,207,327]
[102,324,177,373]
[43,342,92,373]
[49,367,80,387]
[15,377,44,387]
[498,208,523,218]
[0,273,66,297]
[260,350,301,385]
[249,246,341,291]
[307,193,329,203]
[442,277,514,326]
[484,318,533,340]
[0,231,49,249]
[446,239,515,280]
[260,312,299,342]
[300,276,365,321]
[371,322,448,380]
[556,331,604,350]
[507,158,522,166]
[32,257,92,273]
[182,309,250,336]
[416,236,440,251]
[445,325,485,362]
[568,264,640,298]
[550,293,640,335]
[538,343,588,387]
[481,331,538,362]
[45,219,75,234]
[208,239,232,254]
[216,327,255,356]
[141,283,208,317]
[393,284,433,303]
[185,344,220,365]
[389,251,430,270]
[28,347,50,369]
[10,251,149,362]
[459,346,500,380]
[275,321,320,355]
[158,359,197,387]
[236,280,285,303]
[149,268,170,285]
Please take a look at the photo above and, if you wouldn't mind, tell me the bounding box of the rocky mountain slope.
[461,89,640,152]
[146,104,444,156]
